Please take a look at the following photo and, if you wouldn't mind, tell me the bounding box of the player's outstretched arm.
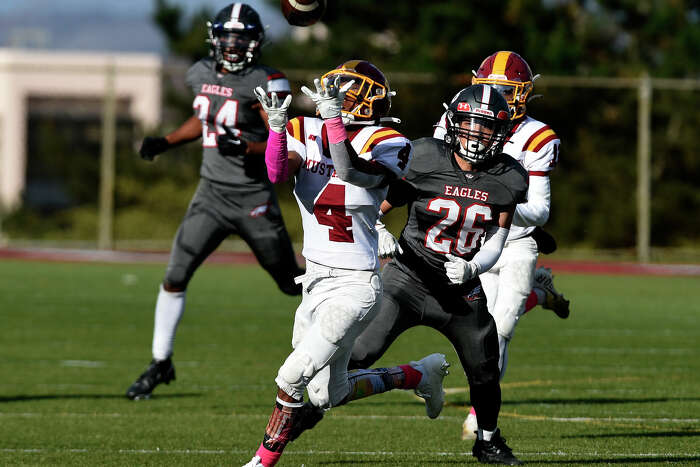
[139,115,201,161]
[302,77,386,188]
[254,87,299,183]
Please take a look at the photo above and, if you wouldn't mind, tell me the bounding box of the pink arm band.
[325,116,347,144]
[264,129,289,184]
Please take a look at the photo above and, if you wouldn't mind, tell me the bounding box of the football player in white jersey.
[242,60,449,467]
[432,51,570,440]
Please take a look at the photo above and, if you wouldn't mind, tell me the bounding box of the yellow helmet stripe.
[360,128,400,154]
[492,51,511,76]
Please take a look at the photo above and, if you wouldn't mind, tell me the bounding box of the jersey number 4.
[314,184,354,243]
[193,95,240,147]
[425,198,491,254]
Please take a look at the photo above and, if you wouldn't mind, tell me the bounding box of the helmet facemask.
[208,26,261,72]
[472,77,532,120]
[447,113,509,164]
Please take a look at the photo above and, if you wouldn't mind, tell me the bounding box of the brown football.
[281,0,326,27]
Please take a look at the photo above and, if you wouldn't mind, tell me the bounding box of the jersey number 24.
[193,95,240,147]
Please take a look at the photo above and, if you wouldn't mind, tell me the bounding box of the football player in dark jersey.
[125,3,303,400]
[350,84,527,465]
[283,84,527,465]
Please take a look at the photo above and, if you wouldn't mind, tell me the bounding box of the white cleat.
[410,353,450,419]
[462,410,478,440]
[242,455,264,467]
[534,266,570,319]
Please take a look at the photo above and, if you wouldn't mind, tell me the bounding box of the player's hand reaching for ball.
[254,87,292,134]
[301,76,354,120]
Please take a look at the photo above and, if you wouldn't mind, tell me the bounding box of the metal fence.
[4,63,699,262]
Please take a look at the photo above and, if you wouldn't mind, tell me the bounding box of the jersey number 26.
[425,198,491,254]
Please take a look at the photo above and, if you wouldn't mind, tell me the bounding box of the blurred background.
[0,0,698,263]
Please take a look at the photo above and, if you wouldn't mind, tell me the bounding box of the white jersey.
[433,113,560,240]
[287,117,412,270]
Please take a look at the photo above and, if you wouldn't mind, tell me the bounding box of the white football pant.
[275,260,382,408]
[479,235,538,378]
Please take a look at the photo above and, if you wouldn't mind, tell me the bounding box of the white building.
[0,48,162,210]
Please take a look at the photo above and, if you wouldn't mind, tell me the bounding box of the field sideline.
[1,256,699,466]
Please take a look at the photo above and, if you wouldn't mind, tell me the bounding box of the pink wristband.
[325,116,347,144]
[265,129,289,184]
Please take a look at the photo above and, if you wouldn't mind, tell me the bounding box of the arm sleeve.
[325,117,387,188]
[471,226,509,275]
[329,141,388,187]
[264,129,289,184]
[512,175,550,227]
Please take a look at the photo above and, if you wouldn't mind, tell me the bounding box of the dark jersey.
[185,58,290,188]
[387,137,528,288]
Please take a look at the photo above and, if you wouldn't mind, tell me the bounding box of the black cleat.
[472,428,523,465]
[126,358,175,400]
[288,402,325,442]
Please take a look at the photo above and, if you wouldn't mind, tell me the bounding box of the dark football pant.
[163,178,302,295]
[349,260,502,430]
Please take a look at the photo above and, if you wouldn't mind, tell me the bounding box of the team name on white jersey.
[286,117,412,270]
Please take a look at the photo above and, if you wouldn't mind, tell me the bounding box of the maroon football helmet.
[472,51,534,120]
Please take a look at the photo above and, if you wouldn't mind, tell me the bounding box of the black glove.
[139,136,170,161]
[216,125,248,157]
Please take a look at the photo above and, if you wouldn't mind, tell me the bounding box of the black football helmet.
[444,84,511,164]
[207,3,264,72]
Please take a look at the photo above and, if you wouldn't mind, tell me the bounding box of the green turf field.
[1,259,698,466]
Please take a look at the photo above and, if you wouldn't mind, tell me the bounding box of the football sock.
[471,380,501,431]
[341,365,418,403]
[151,285,186,361]
[256,396,304,466]
[469,406,477,416]
[523,289,538,313]
[478,428,495,442]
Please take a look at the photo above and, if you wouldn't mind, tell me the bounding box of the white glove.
[376,220,403,258]
[444,254,479,285]
[301,76,354,120]
[253,87,292,134]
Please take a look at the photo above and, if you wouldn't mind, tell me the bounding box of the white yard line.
[2,447,699,458]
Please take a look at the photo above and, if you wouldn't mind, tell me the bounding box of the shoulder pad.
[356,127,405,154]
[262,67,290,94]
[408,137,448,174]
[523,123,558,154]
[286,117,305,143]
[483,154,529,205]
